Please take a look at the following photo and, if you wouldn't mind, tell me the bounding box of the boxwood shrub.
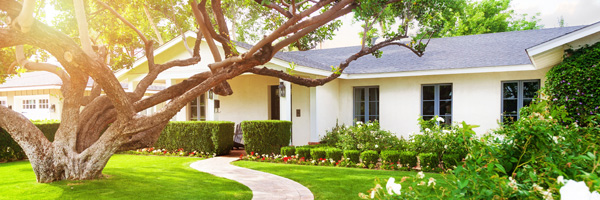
[296,147,311,159]
[325,148,343,161]
[155,121,234,155]
[310,148,327,160]
[380,150,401,163]
[399,151,418,168]
[343,150,360,163]
[242,120,291,155]
[419,153,439,168]
[1,121,59,162]
[280,146,296,157]
[360,150,379,165]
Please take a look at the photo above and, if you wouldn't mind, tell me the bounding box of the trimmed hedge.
[1,121,59,162]
[296,148,311,159]
[399,151,418,168]
[310,148,327,160]
[280,146,296,157]
[344,150,360,163]
[326,148,343,161]
[360,150,379,165]
[155,121,234,155]
[242,120,291,155]
[380,150,401,163]
[419,153,439,168]
[442,153,462,169]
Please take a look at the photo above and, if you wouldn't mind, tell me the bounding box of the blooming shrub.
[410,117,474,168]
[323,121,404,152]
[545,41,600,124]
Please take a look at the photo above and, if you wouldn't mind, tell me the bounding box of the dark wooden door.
[270,85,280,120]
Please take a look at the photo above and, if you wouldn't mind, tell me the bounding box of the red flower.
[239,154,243,159]
[251,151,254,156]
[261,157,265,161]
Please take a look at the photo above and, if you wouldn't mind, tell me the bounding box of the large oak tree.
[0,0,456,183]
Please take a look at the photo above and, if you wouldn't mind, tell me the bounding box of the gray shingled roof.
[272,25,585,74]
[0,71,165,91]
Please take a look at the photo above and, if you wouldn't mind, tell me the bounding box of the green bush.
[280,146,296,157]
[155,121,234,155]
[295,148,311,159]
[380,150,401,163]
[545,41,600,124]
[242,120,291,155]
[399,151,418,168]
[360,150,379,165]
[0,121,59,162]
[442,153,461,169]
[419,153,439,168]
[320,122,346,146]
[325,148,343,161]
[335,121,402,152]
[310,148,327,160]
[343,150,360,163]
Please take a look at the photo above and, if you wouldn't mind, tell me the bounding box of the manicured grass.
[234,161,453,200]
[0,155,252,200]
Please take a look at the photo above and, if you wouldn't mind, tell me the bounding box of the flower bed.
[121,147,216,158]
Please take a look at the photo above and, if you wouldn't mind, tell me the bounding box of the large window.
[353,86,379,123]
[0,97,6,107]
[502,80,540,122]
[422,84,452,124]
[190,94,206,121]
[23,99,36,109]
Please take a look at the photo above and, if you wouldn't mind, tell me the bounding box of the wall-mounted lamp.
[208,89,214,100]
[8,105,12,110]
[50,104,56,113]
[278,82,286,97]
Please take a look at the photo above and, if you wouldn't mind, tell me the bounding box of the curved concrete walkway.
[190,157,314,200]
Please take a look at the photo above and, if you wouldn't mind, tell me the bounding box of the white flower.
[428,177,436,187]
[444,145,448,149]
[442,130,451,134]
[375,145,379,148]
[533,183,543,192]
[356,121,363,125]
[417,171,425,179]
[541,190,554,200]
[557,176,565,185]
[436,117,445,123]
[560,180,600,200]
[370,190,376,199]
[424,128,431,133]
[386,177,402,195]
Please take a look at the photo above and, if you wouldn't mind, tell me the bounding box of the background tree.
[0,0,455,183]
[434,0,542,38]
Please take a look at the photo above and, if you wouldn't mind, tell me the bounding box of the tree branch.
[255,0,293,18]
[73,0,95,57]
[15,45,71,85]
[94,0,149,44]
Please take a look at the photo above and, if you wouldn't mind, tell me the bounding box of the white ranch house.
[2,22,600,146]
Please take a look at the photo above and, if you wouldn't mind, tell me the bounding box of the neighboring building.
[4,22,600,146]
[0,71,163,120]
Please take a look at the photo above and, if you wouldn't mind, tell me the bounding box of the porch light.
[278,82,286,97]
[50,104,56,113]
[208,89,214,100]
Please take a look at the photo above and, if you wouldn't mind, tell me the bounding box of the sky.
[320,0,600,49]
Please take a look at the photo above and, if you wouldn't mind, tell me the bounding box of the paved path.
[190,157,314,200]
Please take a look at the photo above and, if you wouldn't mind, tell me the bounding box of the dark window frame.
[353,86,379,123]
[501,79,540,123]
[421,83,453,124]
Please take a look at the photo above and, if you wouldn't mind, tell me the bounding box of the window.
[502,80,540,122]
[353,86,379,122]
[39,99,49,109]
[0,97,6,107]
[190,94,206,121]
[23,99,36,109]
[422,84,452,124]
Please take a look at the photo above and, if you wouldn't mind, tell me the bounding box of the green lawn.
[234,161,453,200]
[0,155,252,200]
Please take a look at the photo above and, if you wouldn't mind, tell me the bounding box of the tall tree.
[0,0,455,183]
[434,0,542,37]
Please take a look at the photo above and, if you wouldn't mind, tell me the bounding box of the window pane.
[355,101,365,116]
[503,115,518,124]
[503,82,518,99]
[369,102,378,116]
[523,98,533,107]
[200,94,205,104]
[422,115,434,121]
[503,99,518,114]
[440,101,452,115]
[369,115,379,122]
[354,88,365,101]
[423,86,434,100]
[355,115,365,123]
[423,101,435,115]
[523,82,539,98]
[369,88,379,101]
[441,116,452,125]
[440,85,452,100]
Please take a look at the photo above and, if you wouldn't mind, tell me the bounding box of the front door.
[270,85,280,120]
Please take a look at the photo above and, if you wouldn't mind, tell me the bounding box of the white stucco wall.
[313,79,340,142]
[217,75,279,124]
[0,89,63,120]
[338,69,550,138]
